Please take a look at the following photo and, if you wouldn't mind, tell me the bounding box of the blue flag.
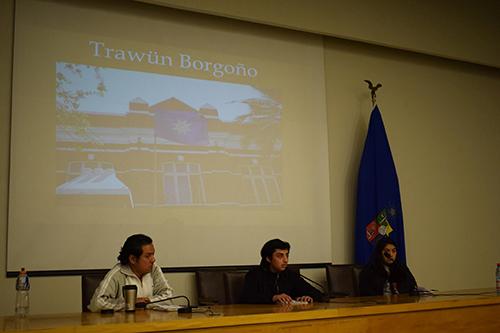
[355,106,406,265]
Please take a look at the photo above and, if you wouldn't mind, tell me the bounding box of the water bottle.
[496,263,500,295]
[15,268,30,316]
[383,280,391,295]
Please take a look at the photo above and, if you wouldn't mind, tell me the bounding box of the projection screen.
[8,0,331,271]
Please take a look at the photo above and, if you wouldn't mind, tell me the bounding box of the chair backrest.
[195,270,226,305]
[352,265,363,295]
[326,264,362,297]
[223,271,247,304]
[81,272,106,312]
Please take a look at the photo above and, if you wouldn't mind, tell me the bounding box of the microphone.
[137,295,195,313]
[300,274,329,301]
[409,285,420,296]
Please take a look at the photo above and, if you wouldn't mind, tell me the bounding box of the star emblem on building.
[172,120,191,135]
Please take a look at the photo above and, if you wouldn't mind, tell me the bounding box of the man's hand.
[296,295,313,303]
[134,297,151,309]
[136,297,150,304]
[272,293,293,304]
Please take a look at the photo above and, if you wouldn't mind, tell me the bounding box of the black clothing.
[240,266,324,304]
[359,260,417,296]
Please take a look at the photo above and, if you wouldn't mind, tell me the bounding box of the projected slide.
[9,0,331,271]
[56,63,282,207]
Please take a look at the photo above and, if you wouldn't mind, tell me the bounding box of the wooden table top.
[1,289,498,333]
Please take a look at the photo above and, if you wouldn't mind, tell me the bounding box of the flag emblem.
[365,209,395,242]
[172,120,192,135]
[154,110,209,145]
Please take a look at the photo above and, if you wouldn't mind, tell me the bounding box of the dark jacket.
[240,266,324,304]
[359,260,417,296]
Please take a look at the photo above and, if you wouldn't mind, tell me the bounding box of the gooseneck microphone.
[299,274,329,301]
[300,274,326,293]
[137,295,194,313]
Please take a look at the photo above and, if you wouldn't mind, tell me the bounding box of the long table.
[2,289,499,333]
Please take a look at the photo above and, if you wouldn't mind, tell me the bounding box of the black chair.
[325,264,362,297]
[222,271,247,304]
[81,272,106,312]
[195,270,226,305]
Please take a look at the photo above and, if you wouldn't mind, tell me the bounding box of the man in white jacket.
[88,234,173,312]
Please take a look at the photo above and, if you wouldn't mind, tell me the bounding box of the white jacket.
[88,263,173,312]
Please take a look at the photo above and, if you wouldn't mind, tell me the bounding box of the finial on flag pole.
[364,80,382,106]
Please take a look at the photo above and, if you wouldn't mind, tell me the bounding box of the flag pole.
[364,80,382,107]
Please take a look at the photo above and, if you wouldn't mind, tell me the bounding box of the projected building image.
[55,63,283,207]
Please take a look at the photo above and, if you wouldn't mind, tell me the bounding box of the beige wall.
[140,0,500,68]
[325,39,500,290]
[1,0,16,316]
[1,0,499,315]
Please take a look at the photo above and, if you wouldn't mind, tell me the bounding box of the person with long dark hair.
[359,237,417,296]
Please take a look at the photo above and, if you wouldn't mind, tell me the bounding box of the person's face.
[382,243,397,265]
[129,243,156,278]
[267,248,289,273]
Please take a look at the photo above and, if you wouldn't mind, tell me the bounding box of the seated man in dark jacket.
[241,238,324,304]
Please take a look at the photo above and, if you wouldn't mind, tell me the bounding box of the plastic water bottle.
[383,280,391,295]
[15,268,30,316]
[496,263,500,295]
